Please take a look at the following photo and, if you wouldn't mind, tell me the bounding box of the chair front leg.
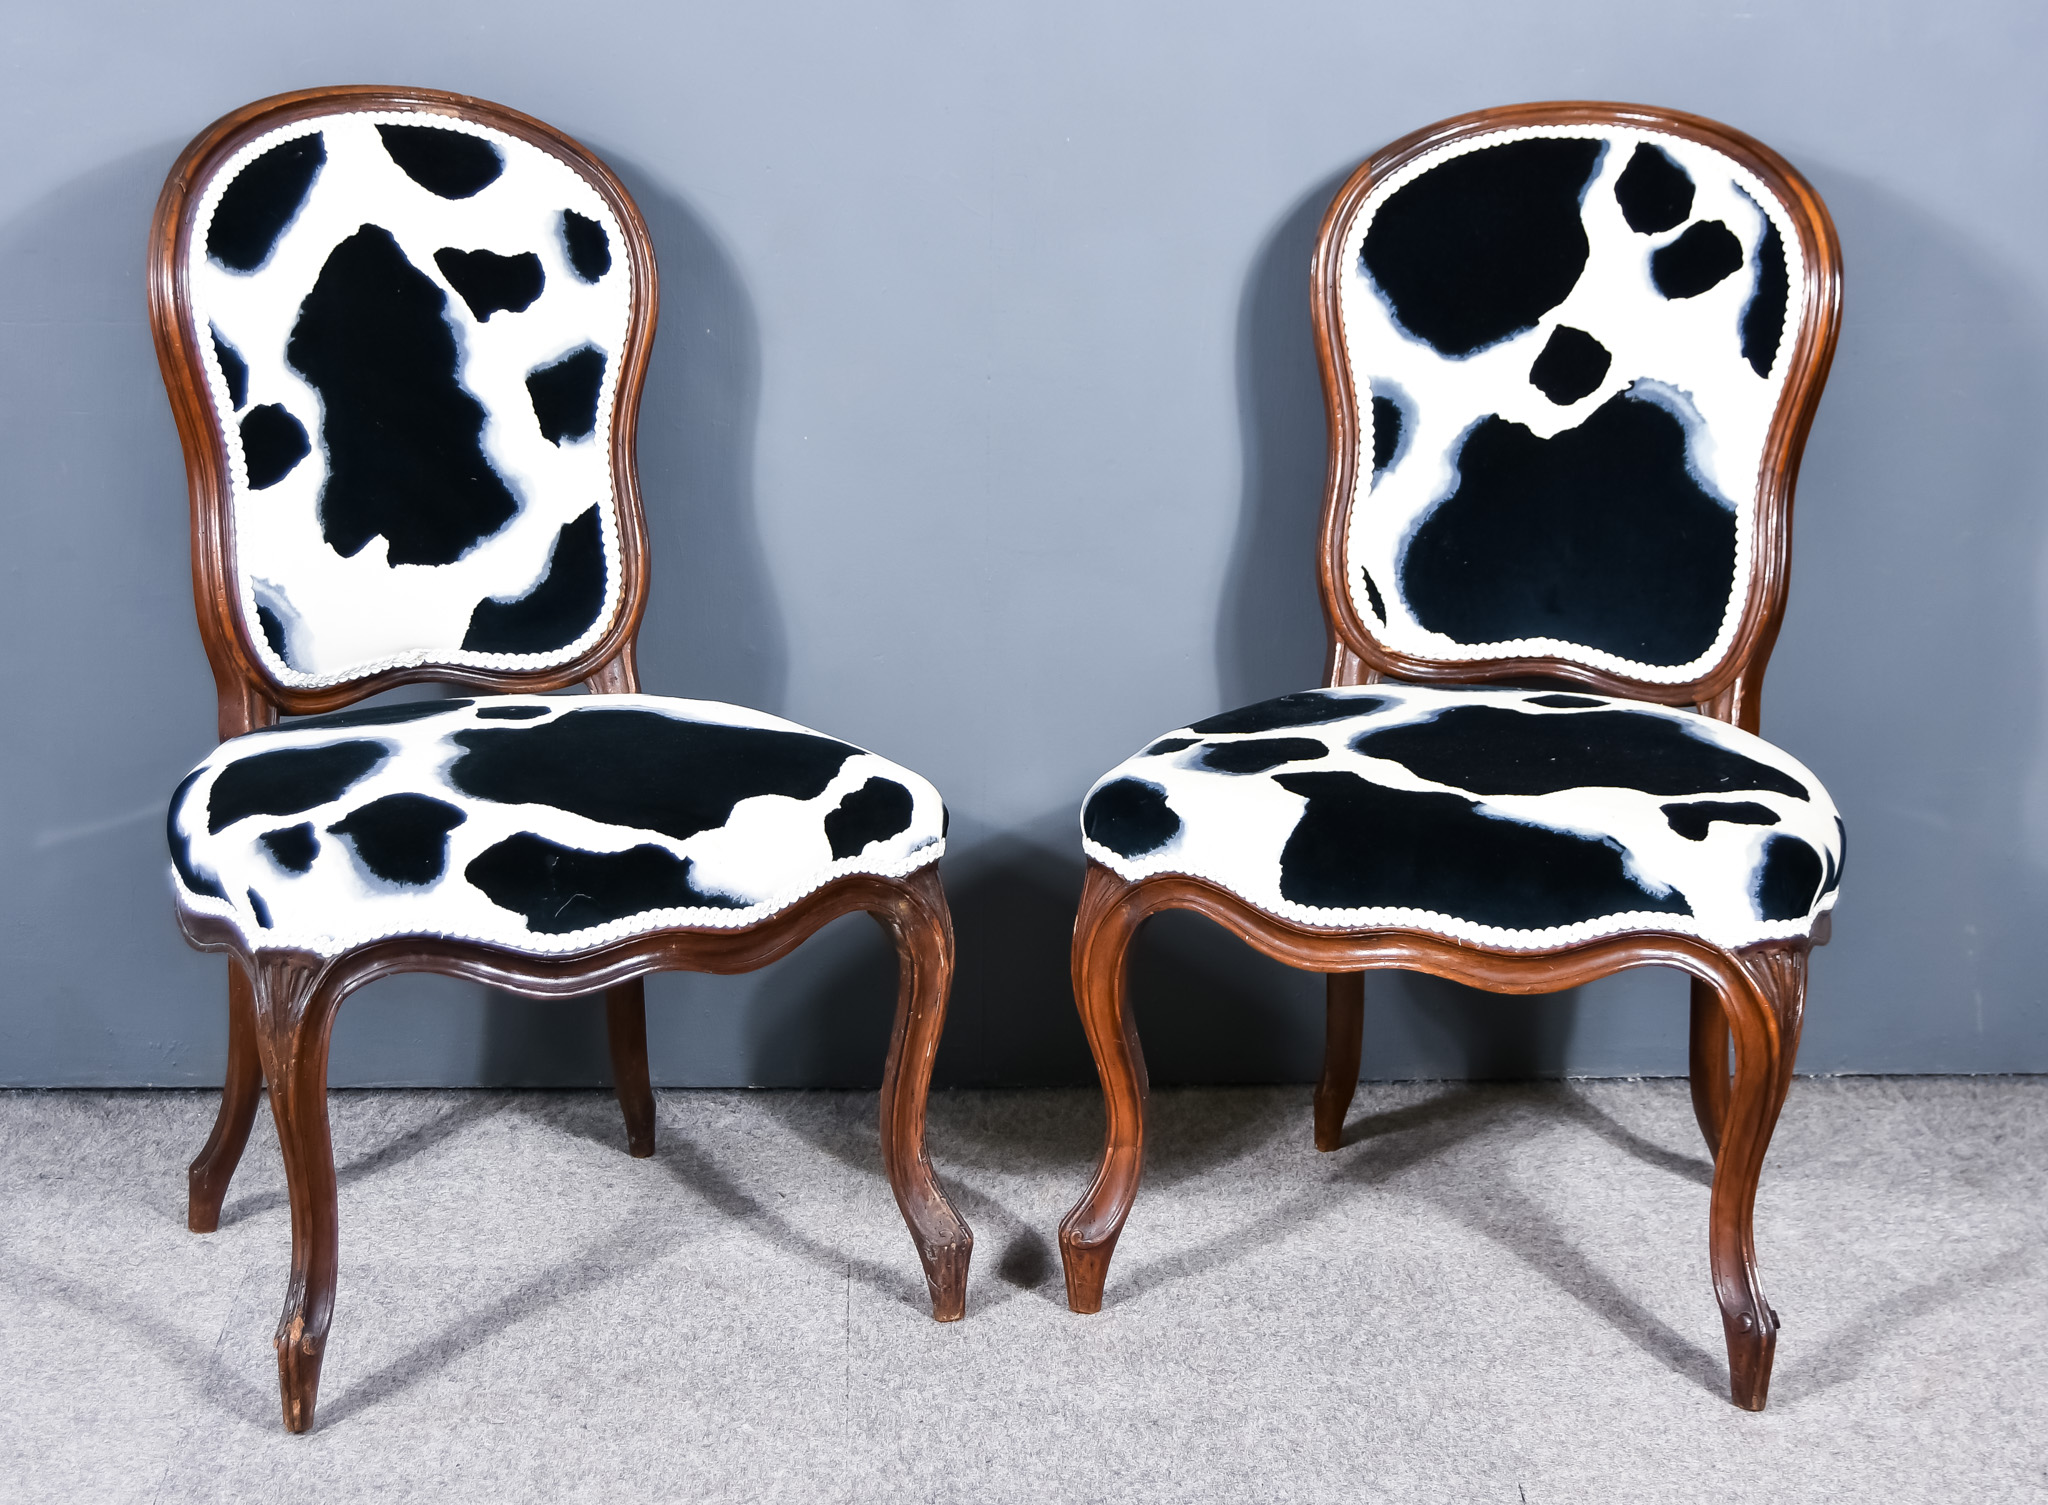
[189,956,264,1232]
[1314,972,1365,1151]
[875,864,973,1320]
[246,950,345,1433]
[1706,941,1807,1411]
[604,978,657,1158]
[1058,863,1149,1314]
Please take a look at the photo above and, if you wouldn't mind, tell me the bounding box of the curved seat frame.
[1057,101,1842,1411]
[152,87,969,1433]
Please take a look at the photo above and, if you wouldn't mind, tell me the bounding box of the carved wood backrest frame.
[1311,101,1842,732]
[149,86,660,741]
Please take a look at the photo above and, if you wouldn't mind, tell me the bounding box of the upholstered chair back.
[151,89,655,717]
[1315,105,1839,714]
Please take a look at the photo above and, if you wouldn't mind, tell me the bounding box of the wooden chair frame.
[1057,101,1843,1410]
[152,86,969,1433]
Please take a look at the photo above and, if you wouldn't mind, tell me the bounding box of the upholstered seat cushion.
[1080,684,1841,951]
[169,695,945,957]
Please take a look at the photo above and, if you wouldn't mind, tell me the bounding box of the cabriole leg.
[875,865,973,1320]
[604,978,656,1158]
[247,951,343,1434]
[1058,863,1149,1314]
[189,957,264,1232]
[1314,972,1365,1151]
[1705,943,1807,1411]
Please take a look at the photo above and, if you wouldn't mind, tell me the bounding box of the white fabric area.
[171,696,945,958]
[1337,126,1807,683]
[1081,684,1841,952]
[189,112,632,687]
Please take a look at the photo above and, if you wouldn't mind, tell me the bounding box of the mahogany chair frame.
[1057,101,1843,1410]
[152,86,970,1433]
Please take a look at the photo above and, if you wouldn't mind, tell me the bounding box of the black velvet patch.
[1527,694,1605,709]
[449,710,855,844]
[240,404,310,490]
[1651,220,1744,300]
[1741,209,1788,378]
[206,740,387,833]
[260,822,319,873]
[257,604,289,661]
[1360,569,1387,623]
[433,248,544,321]
[1401,393,1736,666]
[376,124,503,199]
[1613,143,1694,234]
[288,225,519,564]
[168,769,226,900]
[527,345,606,445]
[461,506,606,653]
[467,833,744,932]
[1082,778,1180,858]
[1371,393,1404,474]
[1197,737,1330,774]
[1661,800,1778,841]
[1528,325,1611,405]
[562,210,612,282]
[211,326,249,410]
[208,134,325,272]
[1753,833,1823,920]
[474,704,552,720]
[825,777,916,859]
[1143,737,1198,757]
[1275,770,1690,926]
[1362,137,1601,357]
[1189,692,1385,736]
[327,793,466,886]
[1351,705,1810,800]
[247,889,273,929]
[287,699,473,732]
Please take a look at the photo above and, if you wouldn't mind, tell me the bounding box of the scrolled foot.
[1057,1225,1121,1315]
[920,1234,972,1323]
[274,1314,328,1433]
[1721,1300,1780,1411]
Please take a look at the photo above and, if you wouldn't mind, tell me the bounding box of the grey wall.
[3,1,2044,1087]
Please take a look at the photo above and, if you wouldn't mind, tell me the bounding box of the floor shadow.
[1554,1084,1714,1188]
[316,1214,683,1427]
[214,1092,501,1227]
[1772,1243,2039,1405]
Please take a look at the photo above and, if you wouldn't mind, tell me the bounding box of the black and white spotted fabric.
[1340,127,1806,682]
[168,697,945,957]
[1081,685,1841,951]
[189,111,633,687]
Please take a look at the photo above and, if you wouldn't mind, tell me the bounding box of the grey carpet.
[1,1079,2042,1503]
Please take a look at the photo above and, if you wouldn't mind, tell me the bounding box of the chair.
[1057,102,1842,1410]
[150,86,971,1432]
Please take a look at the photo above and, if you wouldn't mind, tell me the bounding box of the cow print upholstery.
[169,696,946,957]
[1081,685,1840,950]
[188,112,634,687]
[1340,127,1806,682]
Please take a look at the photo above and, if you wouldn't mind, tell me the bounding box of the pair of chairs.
[154,88,1842,1433]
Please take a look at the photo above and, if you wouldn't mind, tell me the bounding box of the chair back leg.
[188,957,264,1232]
[604,979,657,1158]
[875,865,973,1320]
[1314,973,1365,1151]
